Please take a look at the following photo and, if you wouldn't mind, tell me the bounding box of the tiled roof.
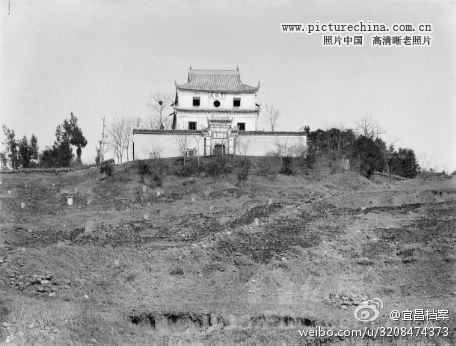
[176,68,259,94]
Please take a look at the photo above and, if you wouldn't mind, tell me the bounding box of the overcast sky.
[1,0,455,171]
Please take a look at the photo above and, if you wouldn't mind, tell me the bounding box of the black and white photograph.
[0,0,455,344]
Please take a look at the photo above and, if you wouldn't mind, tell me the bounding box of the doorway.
[213,144,225,156]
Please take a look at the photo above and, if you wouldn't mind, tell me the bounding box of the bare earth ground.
[0,164,455,345]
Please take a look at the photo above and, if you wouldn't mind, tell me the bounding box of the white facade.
[173,90,258,132]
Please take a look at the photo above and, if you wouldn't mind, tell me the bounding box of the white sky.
[1,0,455,171]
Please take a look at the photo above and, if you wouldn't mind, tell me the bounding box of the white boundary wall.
[133,130,306,159]
[133,132,205,159]
[236,133,306,156]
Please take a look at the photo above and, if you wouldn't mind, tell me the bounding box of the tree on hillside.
[300,125,311,136]
[2,125,19,169]
[107,117,141,163]
[351,135,385,178]
[176,133,189,167]
[147,93,174,129]
[403,150,419,178]
[40,125,74,167]
[388,148,419,178]
[0,152,7,169]
[18,134,39,168]
[123,117,142,161]
[108,118,128,164]
[62,112,88,163]
[307,128,356,161]
[30,135,39,161]
[356,116,384,139]
[191,134,203,167]
[416,151,432,171]
[263,105,280,131]
[18,137,31,168]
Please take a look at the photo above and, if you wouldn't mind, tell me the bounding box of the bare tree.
[236,137,250,157]
[108,117,142,163]
[96,117,108,163]
[95,142,109,164]
[147,93,174,129]
[176,133,189,167]
[263,105,280,131]
[417,151,432,170]
[273,139,305,163]
[356,115,384,139]
[147,145,162,159]
[191,134,203,167]
[274,141,288,163]
[108,118,127,164]
[123,117,142,161]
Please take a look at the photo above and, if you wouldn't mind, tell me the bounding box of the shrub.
[152,173,162,187]
[388,148,419,178]
[100,162,114,176]
[205,156,231,178]
[137,158,166,178]
[280,157,293,175]
[40,140,73,168]
[175,159,200,177]
[236,158,251,183]
[256,154,281,176]
[351,136,385,178]
[137,160,151,175]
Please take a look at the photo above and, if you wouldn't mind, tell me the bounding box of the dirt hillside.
[0,165,455,344]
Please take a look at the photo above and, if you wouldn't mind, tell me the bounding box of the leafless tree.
[108,118,127,164]
[147,145,162,159]
[176,133,189,167]
[274,139,305,163]
[108,117,142,163]
[356,115,384,139]
[147,93,174,129]
[123,117,142,161]
[417,151,432,170]
[191,134,203,167]
[274,141,288,163]
[236,137,250,157]
[263,104,280,131]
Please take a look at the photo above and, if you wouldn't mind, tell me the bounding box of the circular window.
[213,100,220,107]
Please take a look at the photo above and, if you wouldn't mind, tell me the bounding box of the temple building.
[132,67,306,159]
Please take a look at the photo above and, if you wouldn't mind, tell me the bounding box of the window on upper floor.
[188,121,197,130]
[237,122,245,131]
[233,98,241,107]
[193,97,200,107]
[213,100,220,108]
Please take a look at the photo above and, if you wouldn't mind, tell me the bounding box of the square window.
[237,122,245,131]
[188,121,197,130]
[193,97,200,106]
[233,98,241,107]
